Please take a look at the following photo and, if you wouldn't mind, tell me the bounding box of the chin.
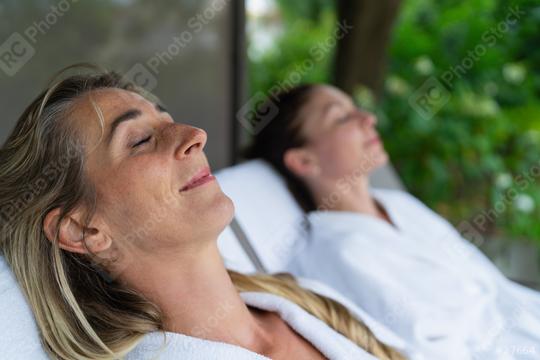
[366,145,389,167]
[205,190,235,235]
[217,193,235,226]
[377,150,390,167]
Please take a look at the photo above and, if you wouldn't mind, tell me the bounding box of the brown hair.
[245,84,319,212]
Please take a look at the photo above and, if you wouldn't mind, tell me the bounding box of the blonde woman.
[0,65,407,360]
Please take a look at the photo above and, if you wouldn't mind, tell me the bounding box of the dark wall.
[0,0,236,169]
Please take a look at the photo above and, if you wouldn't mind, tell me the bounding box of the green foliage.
[275,0,334,23]
[248,7,336,96]
[247,0,540,245]
[379,0,540,245]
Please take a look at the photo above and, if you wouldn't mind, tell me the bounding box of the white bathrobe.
[127,292,382,360]
[288,189,540,360]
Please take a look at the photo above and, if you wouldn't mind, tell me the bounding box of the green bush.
[247,8,335,96]
[379,0,540,245]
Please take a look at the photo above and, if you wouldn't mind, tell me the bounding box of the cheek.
[98,156,234,249]
[316,127,365,177]
[99,156,173,223]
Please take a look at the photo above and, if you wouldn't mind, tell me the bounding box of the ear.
[283,148,320,178]
[43,208,111,254]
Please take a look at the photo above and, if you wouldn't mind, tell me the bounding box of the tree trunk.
[333,0,402,99]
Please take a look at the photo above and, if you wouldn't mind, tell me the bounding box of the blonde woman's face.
[72,88,233,270]
[298,85,388,181]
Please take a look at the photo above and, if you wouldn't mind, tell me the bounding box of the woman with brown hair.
[247,83,540,360]
[0,65,407,360]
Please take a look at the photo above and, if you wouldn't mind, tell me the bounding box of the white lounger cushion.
[0,255,48,359]
[216,159,404,273]
[216,160,307,273]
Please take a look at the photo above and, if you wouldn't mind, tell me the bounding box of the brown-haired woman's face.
[70,88,233,271]
[295,85,388,181]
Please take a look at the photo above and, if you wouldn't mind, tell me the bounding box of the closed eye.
[336,108,360,124]
[336,114,352,124]
[132,135,152,148]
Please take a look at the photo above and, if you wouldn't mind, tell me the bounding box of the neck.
[311,174,383,218]
[119,240,271,351]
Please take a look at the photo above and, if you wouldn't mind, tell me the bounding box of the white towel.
[127,292,379,360]
[296,276,422,360]
[0,254,401,360]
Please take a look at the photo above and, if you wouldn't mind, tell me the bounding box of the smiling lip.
[180,167,215,192]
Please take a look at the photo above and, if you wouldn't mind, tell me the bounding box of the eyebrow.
[106,103,167,145]
[319,102,341,121]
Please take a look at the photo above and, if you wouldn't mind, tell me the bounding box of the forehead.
[298,85,353,137]
[68,88,148,135]
[307,85,350,106]
[298,85,352,120]
[71,88,149,122]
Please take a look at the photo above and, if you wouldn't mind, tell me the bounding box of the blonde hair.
[231,272,405,359]
[0,65,405,360]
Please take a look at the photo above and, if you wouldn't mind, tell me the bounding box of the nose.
[173,125,207,160]
[357,110,377,128]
